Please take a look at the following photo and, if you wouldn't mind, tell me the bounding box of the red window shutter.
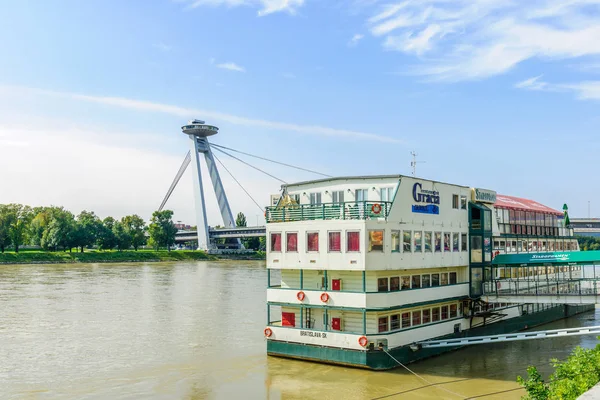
[328,232,341,252]
[331,318,341,331]
[347,232,360,252]
[332,279,341,291]
[282,312,295,327]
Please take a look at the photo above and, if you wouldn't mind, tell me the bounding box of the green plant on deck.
[518,343,600,400]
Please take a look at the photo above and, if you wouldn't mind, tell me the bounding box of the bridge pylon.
[182,120,243,251]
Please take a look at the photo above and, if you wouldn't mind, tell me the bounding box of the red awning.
[495,194,562,215]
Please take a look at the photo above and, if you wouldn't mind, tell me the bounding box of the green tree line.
[576,236,600,251]
[0,204,178,253]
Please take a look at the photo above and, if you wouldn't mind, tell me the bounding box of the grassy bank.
[0,249,216,264]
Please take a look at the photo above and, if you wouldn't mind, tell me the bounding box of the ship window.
[452,194,459,209]
[453,233,459,252]
[309,192,322,205]
[378,317,388,332]
[332,190,344,204]
[328,232,341,252]
[381,187,395,202]
[444,233,451,252]
[377,278,388,292]
[461,195,467,210]
[462,233,468,251]
[391,230,400,252]
[424,232,432,252]
[390,277,400,291]
[431,273,440,287]
[401,276,410,290]
[411,275,421,289]
[307,232,319,252]
[422,274,430,288]
[390,314,400,330]
[471,236,482,262]
[422,309,431,324]
[355,189,368,202]
[432,307,440,322]
[441,273,448,285]
[450,304,458,318]
[286,233,298,252]
[347,231,360,252]
[441,305,449,320]
[449,272,457,285]
[435,232,442,252]
[270,233,281,252]
[369,230,384,252]
[414,231,422,252]
[412,311,422,326]
[401,312,411,328]
[403,231,412,252]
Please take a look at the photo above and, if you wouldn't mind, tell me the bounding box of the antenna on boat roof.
[410,151,425,177]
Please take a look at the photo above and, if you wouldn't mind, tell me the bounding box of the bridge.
[175,226,266,243]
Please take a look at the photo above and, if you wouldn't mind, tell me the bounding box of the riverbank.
[0,249,266,264]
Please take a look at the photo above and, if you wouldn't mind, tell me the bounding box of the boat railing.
[265,201,392,223]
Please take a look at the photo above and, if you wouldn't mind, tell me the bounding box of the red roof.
[495,194,562,215]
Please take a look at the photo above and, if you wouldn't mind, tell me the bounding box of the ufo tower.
[182,120,242,251]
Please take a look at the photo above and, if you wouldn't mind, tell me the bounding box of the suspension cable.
[211,146,287,184]
[158,151,191,211]
[211,143,332,178]
[213,152,264,213]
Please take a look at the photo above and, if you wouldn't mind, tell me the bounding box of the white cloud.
[216,62,246,72]
[182,0,304,16]
[281,72,296,79]
[348,34,364,47]
[0,85,401,144]
[514,76,600,100]
[363,0,600,81]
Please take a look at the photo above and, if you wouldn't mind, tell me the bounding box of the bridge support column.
[189,135,211,251]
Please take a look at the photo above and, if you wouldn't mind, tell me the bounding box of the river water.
[0,261,598,400]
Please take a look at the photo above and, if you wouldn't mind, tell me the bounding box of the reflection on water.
[0,261,597,400]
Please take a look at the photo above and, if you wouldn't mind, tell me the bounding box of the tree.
[0,205,14,253]
[122,215,146,251]
[97,217,117,250]
[41,208,76,251]
[73,211,101,253]
[7,204,33,253]
[148,210,177,251]
[113,220,132,251]
[236,212,247,227]
[29,207,52,247]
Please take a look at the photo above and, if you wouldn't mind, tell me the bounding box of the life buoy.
[264,327,273,337]
[358,336,368,347]
[297,291,305,301]
[371,203,382,214]
[320,293,329,303]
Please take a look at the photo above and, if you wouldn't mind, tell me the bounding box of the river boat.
[263,175,593,369]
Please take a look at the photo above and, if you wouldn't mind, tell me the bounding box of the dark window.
[441,305,449,320]
[452,194,459,209]
[271,233,281,252]
[378,278,388,292]
[449,272,457,285]
[390,277,400,291]
[378,317,388,332]
[422,309,431,324]
[432,307,440,322]
[431,273,440,287]
[422,274,430,288]
[401,312,411,328]
[450,304,458,318]
[412,275,421,289]
[390,314,400,330]
[412,311,421,326]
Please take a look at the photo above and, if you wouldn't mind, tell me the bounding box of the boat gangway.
[481,250,600,305]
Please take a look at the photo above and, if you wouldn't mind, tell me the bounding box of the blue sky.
[1,0,600,225]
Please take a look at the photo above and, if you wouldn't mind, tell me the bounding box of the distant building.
[174,223,192,230]
[570,218,600,237]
